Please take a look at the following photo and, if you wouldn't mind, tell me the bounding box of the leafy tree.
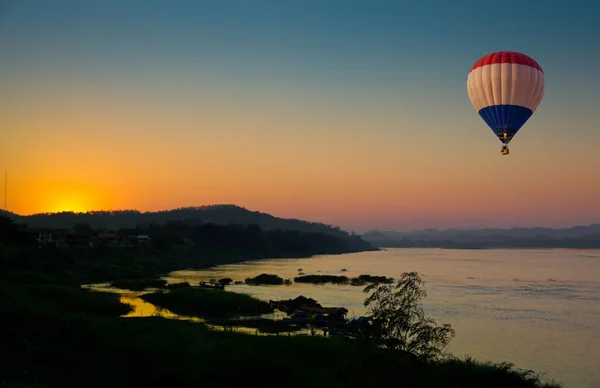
[363,271,455,361]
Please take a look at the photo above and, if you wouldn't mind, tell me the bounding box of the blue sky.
[4,0,599,130]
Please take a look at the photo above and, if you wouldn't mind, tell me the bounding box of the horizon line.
[2,205,599,233]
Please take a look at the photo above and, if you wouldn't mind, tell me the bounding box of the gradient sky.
[2,0,600,232]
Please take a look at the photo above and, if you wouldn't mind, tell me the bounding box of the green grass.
[245,273,284,285]
[140,287,274,317]
[0,313,561,388]
[166,281,192,290]
[0,281,133,318]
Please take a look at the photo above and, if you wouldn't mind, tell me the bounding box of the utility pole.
[3,172,6,210]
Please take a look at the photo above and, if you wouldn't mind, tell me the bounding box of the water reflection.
[86,248,600,388]
[162,248,600,388]
[86,283,316,336]
[85,283,203,322]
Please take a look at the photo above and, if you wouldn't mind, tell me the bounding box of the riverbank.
[0,276,561,388]
[146,248,600,388]
[1,214,378,287]
[1,309,560,388]
[0,220,571,388]
[3,242,377,288]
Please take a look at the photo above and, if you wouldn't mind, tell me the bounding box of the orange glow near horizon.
[3,103,600,231]
[6,149,600,231]
[2,29,600,231]
[46,190,93,214]
[11,178,117,216]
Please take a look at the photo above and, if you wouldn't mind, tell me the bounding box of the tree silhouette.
[363,272,455,361]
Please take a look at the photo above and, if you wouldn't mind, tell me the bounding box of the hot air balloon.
[466,51,545,155]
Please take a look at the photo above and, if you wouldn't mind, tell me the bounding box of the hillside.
[5,205,349,236]
[362,225,600,249]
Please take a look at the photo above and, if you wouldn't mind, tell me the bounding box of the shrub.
[363,271,455,361]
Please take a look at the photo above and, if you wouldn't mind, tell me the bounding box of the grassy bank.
[0,280,132,318]
[0,311,560,388]
[245,273,292,285]
[0,271,562,388]
[2,242,377,288]
[140,287,274,317]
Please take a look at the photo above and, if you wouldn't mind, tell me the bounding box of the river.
[92,248,600,388]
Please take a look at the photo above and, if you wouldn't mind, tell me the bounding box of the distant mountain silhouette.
[362,225,600,249]
[4,205,353,237]
[7,206,600,248]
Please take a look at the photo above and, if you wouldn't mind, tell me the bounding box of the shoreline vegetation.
[245,273,290,285]
[294,273,394,285]
[106,273,396,292]
[0,210,376,286]
[141,287,274,317]
[0,213,562,387]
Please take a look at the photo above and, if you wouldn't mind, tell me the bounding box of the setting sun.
[48,191,91,214]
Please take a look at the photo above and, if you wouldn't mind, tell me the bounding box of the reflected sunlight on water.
[87,248,600,388]
[86,284,204,322]
[162,248,600,388]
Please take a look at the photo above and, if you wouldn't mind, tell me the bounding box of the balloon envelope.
[466,51,545,145]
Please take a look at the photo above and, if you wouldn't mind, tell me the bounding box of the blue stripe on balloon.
[477,104,533,138]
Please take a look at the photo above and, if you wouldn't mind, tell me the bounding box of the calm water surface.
[162,248,600,388]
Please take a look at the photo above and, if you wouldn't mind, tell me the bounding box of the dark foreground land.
[0,276,562,388]
[0,281,564,388]
[0,270,563,387]
[0,212,375,285]
[1,312,562,388]
[0,216,562,388]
